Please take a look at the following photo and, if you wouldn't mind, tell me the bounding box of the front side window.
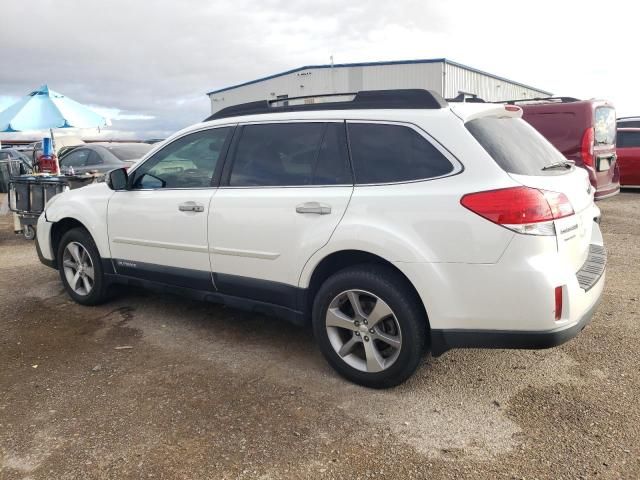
[347,123,454,184]
[132,127,231,189]
[60,149,90,168]
[86,150,105,166]
[107,144,153,161]
[228,122,351,186]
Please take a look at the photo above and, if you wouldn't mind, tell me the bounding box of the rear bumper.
[430,292,602,356]
[594,185,620,200]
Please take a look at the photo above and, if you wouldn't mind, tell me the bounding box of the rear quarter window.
[466,117,570,176]
[347,123,454,184]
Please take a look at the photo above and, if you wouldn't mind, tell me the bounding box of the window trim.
[219,120,354,189]
[345,120,464,186]
[126,124,236,191]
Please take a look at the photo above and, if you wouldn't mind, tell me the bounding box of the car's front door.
[209,121,353,308]
[107,126,233,290]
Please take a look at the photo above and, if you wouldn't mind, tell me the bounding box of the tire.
[312,265,427,388]
[57,227,110,305]
[23,225,36,240]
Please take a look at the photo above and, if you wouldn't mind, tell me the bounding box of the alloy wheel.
[62,241,95,296]
[325,289,402,373]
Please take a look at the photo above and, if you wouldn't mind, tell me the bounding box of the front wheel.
[57,227,110,305]
[312,265,427,388]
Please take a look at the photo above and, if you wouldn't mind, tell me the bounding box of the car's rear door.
[107,126,233,290]
[209,121,353,307]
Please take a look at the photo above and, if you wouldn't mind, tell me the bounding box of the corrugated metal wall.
[209,61,549,113]
[444,63,547,102]
[209,63,445,114]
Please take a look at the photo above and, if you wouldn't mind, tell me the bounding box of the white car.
[35,90,606,388]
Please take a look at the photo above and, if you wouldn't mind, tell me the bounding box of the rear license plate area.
[597,157,611,172]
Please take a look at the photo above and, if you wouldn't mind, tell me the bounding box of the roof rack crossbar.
[205,89,447,121]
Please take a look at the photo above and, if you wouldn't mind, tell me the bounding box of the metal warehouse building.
[207,58,552,114]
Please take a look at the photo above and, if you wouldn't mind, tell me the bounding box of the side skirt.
[104,273,308,327]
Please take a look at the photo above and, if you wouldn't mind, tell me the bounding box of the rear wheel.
[312,265,427,388]
[57,227,110,305]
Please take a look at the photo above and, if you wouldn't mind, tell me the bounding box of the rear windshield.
[594,107,616,146]
[107,144,152,161]
[466,117,570,176]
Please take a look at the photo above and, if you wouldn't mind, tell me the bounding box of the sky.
[0,0,636,140]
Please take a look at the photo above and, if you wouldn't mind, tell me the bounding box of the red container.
[37,154,60,174]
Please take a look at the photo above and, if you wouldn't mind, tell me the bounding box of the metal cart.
[8,173,103,239]
[8,176,69,240]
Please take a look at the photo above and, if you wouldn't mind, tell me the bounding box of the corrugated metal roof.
[206,58,552,96]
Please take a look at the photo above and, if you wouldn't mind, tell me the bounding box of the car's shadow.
[107,284,572,398]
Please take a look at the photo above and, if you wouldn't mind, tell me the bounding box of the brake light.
[505,105,521,113]
[555,286,563,321]
[581,127,595,168]
[460,186,574,235]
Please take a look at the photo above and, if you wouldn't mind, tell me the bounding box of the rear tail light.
[555,286,563,321]
[581,127,595,168]
[460,186,574,236]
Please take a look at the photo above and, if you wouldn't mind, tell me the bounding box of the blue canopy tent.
[0,85,110,144]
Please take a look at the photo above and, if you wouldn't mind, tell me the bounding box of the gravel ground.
[0,192,638,479]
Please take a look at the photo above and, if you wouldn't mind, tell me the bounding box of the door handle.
[296,202,331,215]
[178,201,205,213]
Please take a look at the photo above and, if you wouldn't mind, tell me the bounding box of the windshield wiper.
[541,161,574,171]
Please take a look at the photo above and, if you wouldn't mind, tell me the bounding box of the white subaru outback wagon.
[36,90,606,388]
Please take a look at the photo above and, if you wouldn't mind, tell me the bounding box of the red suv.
[616,128,640,187]
[506,98,620,200]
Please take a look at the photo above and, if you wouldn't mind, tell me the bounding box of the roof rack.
[446,93,486,103]
[204,89,447,121]
[501,96,580,105]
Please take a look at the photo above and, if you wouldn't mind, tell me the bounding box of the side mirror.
[106,168,128,190]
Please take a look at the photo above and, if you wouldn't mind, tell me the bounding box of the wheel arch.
[50,218,92,263]
[303,249,430,331]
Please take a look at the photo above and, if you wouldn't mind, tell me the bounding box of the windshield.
[466,117,570,176]
[594,107,616,146]
[106,144,153,161]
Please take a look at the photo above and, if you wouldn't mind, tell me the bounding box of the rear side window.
[466,117,569,176]
[229,122,351,186]
[347,123,453,184]
[594,107,616,146]
[617,131,640,148]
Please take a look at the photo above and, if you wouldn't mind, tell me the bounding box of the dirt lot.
[0,192,638,480]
